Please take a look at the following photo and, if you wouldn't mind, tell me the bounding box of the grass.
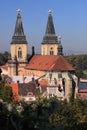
[83,70,87,78]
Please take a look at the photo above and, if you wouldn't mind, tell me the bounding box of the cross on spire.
[16,9,22,14]
[48,9,52,14]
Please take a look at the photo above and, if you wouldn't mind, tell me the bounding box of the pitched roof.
[79,90,87,93]
[39,80,49,86]
[25,55,75,71]
[6,82,40,102]
[18,83,38,96]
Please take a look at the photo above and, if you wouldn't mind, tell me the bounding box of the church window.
[49,73,52,80]
[18,47,22,58]
[50,47,54,55]
[58,72,62,78]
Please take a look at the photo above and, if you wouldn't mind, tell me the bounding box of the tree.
[0,51,9,65]
[0,82,13,103]
[0,95,87,130]
[65,54,87,78]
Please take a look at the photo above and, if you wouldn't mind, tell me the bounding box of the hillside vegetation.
[0,51,9,65]
[65,54,87,78]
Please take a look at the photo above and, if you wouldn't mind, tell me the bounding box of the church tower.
[41,10,63,55]
[8,9,28,76]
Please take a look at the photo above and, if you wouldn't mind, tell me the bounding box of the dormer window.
[50,47,54,55]
[18,47,22,58]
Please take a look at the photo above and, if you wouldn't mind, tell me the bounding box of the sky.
[0,0,87,54]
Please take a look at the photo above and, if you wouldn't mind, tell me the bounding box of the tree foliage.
[0,96,87,130]
[65,54,87,70]
[0,51,9,65]
[0,82,13,103]
[65,54,87,78]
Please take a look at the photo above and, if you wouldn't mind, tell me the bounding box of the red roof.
[6,84,18,102]
[39,80,49,86]
[79,90,87,93]
[26,55,75,71]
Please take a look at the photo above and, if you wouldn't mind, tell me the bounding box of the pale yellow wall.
[8,43,28,76]
[8,63,16,76]
[41,44,58,55]
[18,69,24,76]
[24,69,45,77]
[8,63,27,76]
[18,63,27,76]
[11,44,28,61]
[9,67,45,77]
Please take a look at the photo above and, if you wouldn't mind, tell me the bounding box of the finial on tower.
[48,9,52,14]
[58,35,61,43]
[16,9,22,14]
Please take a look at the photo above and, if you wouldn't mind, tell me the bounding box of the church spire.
[42,10,58,44]
[45,10,55,35]
[11,9,27,44]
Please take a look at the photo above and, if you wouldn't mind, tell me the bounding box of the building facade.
[6,10,78,101]
[41,10,63,56]
[8,9,28,76]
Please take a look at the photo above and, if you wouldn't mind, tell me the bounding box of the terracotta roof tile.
[25,55,75,71]
[6,84,18,102]
[79,90,87,93]
[49,56,75,71]
[39,80,49,86]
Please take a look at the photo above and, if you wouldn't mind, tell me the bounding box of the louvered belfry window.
[18,47,22,58]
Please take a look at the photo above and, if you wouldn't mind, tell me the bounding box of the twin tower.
[8,9,63,76]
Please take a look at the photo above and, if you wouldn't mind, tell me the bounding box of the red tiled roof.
[6,84,18,102]
[25,55,75,71]
[39,80,49,86]
[79,90,87,93]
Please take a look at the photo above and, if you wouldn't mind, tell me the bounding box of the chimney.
[32,46,35,55]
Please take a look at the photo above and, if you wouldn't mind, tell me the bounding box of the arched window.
[50,47,54,55]
[18,47,22,58]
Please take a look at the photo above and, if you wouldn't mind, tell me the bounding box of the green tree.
[0,51,9,65]
[65,54,87,78]
[0,82,13,103]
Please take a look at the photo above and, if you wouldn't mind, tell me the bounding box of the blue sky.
[0,0,87,54]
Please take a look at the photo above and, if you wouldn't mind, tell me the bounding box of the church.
[2,9,78,101]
